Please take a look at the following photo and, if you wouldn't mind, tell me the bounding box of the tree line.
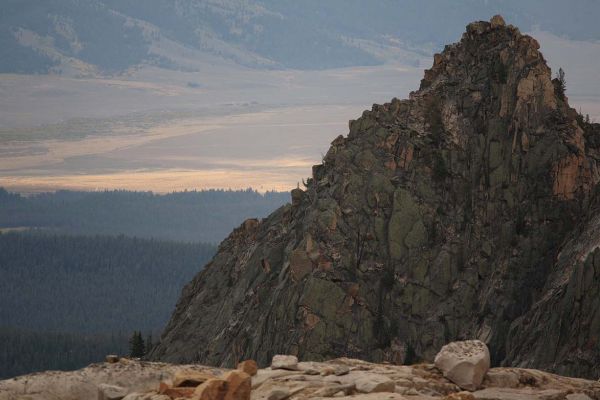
[0,188,288,243]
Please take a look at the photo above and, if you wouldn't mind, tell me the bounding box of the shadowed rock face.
[150,16,600,378]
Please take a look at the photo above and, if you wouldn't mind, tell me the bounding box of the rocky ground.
[1,342,599,400]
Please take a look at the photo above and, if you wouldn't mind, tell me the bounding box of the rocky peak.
[150,16,600,379]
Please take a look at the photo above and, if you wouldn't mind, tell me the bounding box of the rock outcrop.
[150,15,600,378]
[2,357,600,400]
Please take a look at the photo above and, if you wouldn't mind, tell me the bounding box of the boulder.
[265,388,290,400]
[271,355,299,371]
[98,383,128,400]
[223,370,251,400]
[334,365,350,376]
[435,340,490,391]
[193,378,228,400]
[354,374,395,393]
[237,360,258,376]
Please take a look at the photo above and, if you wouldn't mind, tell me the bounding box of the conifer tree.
[128,331,145,358]
[556,68,567,99]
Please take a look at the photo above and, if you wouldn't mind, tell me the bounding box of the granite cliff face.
[151,16,600,378]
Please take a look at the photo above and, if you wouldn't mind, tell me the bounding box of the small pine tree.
[556,68,566,99]
[128,331,145,358]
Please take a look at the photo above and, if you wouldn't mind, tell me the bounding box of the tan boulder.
[354,373,395,393]
[193,379,228,400]
[237,360,258,376]
[223,371,251,400]
[434,340,490,391]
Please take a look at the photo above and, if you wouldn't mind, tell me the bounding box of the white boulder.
[270,355,299,371]
[434,340,491,391]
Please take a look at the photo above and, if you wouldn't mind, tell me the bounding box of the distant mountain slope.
[0,188,289,243]
[0,328,128,380]
[0,232,215,333]
[3,0,600,74]
[0,231,215,379]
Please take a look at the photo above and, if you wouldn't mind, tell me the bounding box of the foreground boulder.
[1,357,600,400]
[270,355,299,371]
[150,14,600,379]
[434,340,491,391]
[98,383,128,400]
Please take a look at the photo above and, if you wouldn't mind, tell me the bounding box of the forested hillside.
[0,188,289,243]
[0,231,216,378]
[0,232,215,333]
[0,328,128,379]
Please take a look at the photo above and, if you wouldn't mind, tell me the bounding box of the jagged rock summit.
[151,15,600,378]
